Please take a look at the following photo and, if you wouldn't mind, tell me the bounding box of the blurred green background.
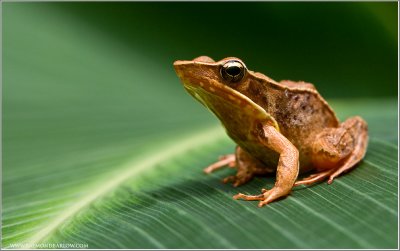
[2,2,398,249]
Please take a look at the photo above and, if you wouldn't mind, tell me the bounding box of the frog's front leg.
[204,146,270,187]
[203,154,236,174]
[222,146,272,187]
[234,125,299,207]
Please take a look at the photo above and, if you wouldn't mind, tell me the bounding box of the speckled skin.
[173,56,368,206]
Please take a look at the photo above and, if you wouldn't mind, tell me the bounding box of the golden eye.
[220,60,246,83]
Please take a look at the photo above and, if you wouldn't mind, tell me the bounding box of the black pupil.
[226,65,241,76]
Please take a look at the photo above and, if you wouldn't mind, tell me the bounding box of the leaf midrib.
[21,125,226,248]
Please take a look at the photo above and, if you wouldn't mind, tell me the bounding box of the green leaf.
[3,99,398,249]
[3,3,397,249]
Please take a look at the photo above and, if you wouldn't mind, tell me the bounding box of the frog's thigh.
[327,116,368,183]
[296,116,368,186]
[294,127,353,186]
[234,125,300,207]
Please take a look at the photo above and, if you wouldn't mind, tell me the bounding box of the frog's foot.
[203,154,236,174]
[222,172,252,187]
[233,188,290,207]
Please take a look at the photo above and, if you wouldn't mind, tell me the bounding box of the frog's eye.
[220,60,246,83]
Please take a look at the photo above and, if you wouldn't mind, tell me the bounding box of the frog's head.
[173,56,279,134]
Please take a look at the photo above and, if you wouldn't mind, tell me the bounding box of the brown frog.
[173,56,368,207]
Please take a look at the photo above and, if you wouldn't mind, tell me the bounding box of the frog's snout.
[173,58,219,86]
[172,60,187,79]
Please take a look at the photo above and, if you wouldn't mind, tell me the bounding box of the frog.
[173,56,368,207]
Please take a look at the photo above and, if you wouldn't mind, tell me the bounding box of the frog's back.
[235,72,340,169]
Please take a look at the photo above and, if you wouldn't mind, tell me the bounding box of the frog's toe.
[233,180,242,187]
[258,199,275,207]
[327,172,340,184]
[233,192,264,201]
[258,200,269,207]
[258,188,290,207]
[258,191,273,207]
[219,154,236,167]
[234,187,289,206]
[203,154,236,174]
[294,169,334,186]
[223,174,252,187]
[222,175,236,184]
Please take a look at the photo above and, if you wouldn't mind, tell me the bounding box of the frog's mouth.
[173,60,279,132]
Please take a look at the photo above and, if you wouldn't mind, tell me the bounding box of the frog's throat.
[182,79,280,132]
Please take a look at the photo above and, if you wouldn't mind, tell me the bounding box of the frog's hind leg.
[295,116,368,186]
[327,116,368,183]
[203,154,236,174]
[294,169,335,186]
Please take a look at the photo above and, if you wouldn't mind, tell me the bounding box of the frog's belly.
[232,136,314,174]
[235,139,280,168]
